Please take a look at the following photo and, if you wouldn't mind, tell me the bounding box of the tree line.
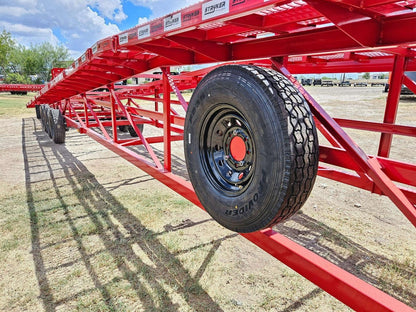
[0,30,71,84]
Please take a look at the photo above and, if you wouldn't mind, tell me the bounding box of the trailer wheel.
[50,109,66,144]
[118,125,128,132]
[47,109,54,139]
[127,124,144,137]
[184,65,319,233]
[40,105,49,132]
[35,105,41,119]
[40,105,45,125]
[45,106,52,137]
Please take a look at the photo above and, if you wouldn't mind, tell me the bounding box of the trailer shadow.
[22,117,415,311]
[22,117,225,312]
[275,212,416,309]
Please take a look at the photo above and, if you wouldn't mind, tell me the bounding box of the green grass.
[0,92,36,117]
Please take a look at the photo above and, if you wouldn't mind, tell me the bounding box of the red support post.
[162,67,172,172]
[109,84,119,143]
[82,94,90,128]
[378,54,407,157]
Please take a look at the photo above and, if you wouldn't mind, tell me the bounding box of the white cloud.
[138,17,149,25]
[129,0,195,18]
[0,0,121,58]
[0,21,60,46]
[0,0,199,59]
[87,0,127,23]
[0,6,36,17]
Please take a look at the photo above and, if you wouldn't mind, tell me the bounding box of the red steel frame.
[0,84,43,93]
[27,0,416,310]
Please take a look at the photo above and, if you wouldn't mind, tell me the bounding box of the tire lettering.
[225,193,258,216]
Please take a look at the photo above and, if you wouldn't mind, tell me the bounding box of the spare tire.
[184,65,319,233]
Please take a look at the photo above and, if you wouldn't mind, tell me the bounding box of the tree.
[5,41,70,83]
[1,30,71,83]
[3,72,31,84]
[36,42,69,82]
[0,29,15,75]
[18,43,70,82]
[362,72,370,79]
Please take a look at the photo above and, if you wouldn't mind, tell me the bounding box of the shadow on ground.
[22,117,415,311]
[275,212,416,310]
[22,117,228,311]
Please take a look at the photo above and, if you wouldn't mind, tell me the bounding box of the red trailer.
[0,83,43,95]
[27,0,416,310]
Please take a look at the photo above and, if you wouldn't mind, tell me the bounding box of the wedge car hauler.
[27,0,416,310]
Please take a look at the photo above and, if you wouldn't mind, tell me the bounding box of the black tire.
[40,105,45,124]
[40,105,48,132]
[50,109,66,144]
[118,125,128,132]
[35,105,41,119]
[47,109,54,139]
[127,124,144,137]
[184,65,319,233]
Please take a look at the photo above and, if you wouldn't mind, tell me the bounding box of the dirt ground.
[0,87,415,311]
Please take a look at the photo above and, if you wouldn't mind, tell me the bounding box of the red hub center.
[230,136,246,161]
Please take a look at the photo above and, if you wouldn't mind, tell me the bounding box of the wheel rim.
[200,104,255,195]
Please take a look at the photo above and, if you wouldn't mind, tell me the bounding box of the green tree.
[1,30,70,83]
[0,29,16,75]
[3,72,31,84]
[17,42,70,82]
[362,72,370,79]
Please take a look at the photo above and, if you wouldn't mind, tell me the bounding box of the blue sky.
[0,0,195,58]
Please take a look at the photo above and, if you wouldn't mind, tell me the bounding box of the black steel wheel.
[198,104,256,196]
[184,65,319,233]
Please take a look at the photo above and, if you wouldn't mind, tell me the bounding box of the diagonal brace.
[271,58,416,229]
